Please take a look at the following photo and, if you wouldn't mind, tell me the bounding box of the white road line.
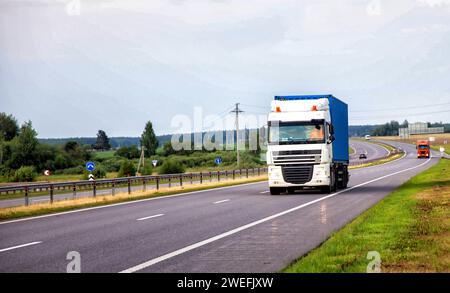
[120,156,432,273]
[32,199,48,203]
[137,214,165,221]
[213,199,230,204]
[260,191,270,194]
[0,181,266,225]
[0,241,42,253]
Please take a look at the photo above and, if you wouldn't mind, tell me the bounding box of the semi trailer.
[266,95,349,195]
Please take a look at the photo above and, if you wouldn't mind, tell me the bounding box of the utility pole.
[231,103,244,167]
[136,145,145,176]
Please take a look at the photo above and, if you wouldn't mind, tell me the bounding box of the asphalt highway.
[0,140,389,208]
[0,141,440,272]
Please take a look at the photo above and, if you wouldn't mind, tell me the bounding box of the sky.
[1,0,450,138]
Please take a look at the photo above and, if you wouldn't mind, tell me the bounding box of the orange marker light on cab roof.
[276,106,281,112]
[311,105,318,111]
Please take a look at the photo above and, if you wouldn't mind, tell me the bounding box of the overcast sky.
[1,0,450,138]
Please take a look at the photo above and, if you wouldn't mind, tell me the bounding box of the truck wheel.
[270,187,282,195]
[323,168,337,193]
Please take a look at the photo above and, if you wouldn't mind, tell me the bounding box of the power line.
[352,102,450,113]
[350,109,450,120]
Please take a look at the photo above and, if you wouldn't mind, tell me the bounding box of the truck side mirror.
[328,123,335,135]
[328,135,336,144]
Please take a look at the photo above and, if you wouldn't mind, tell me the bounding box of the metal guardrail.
[0,168,268,206]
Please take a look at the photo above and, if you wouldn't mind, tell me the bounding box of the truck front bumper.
[268,164,331,188]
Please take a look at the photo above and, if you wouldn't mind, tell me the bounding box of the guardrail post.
[258,168,260,176]
[190,174,193,185]
[168,177,171,188]
[24,187,29,206]
[209,172,212,183]
[180,175,183,187]
[128,179,131,194]
[200,173,203,184]
[233,170,235,180]
[112,180,115,196]
[156,178,160,190]
[93,181,97,197]
[246,169,249,178]
[73,184,77,198]
[143,178,146,192]
[50,184,54,204]
[218,171,220,182]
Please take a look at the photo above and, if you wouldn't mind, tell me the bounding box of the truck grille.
[272,150,321,166]
[281,165,314,184]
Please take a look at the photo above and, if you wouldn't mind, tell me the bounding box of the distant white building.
[399,122,444,138]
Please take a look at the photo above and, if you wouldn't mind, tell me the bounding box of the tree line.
[0,112,159,182]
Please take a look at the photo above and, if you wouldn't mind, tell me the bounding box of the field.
[376,133,450,154]
[284,159,450,273]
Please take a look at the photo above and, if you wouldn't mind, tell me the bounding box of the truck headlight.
[269,167,282,179]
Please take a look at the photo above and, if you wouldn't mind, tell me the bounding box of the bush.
[140,164,153,176]
[102,158,125,172]
[115,146,140,159]
[159,159,186,175]
[13,166,37,182]
[118,160,136,177]
[82,164,107,180]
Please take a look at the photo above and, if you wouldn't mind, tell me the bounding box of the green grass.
[93,150,115,159]
[349,147,355,155]
[284,159,450,273]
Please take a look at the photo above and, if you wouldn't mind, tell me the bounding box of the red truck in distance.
[416,140,430,159]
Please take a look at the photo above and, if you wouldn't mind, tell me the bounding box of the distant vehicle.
[416,140,430,159]
[359,154,367,160]
[365,135,371,140]
[266,95,349,195]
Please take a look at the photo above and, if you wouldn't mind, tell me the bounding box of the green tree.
[118,160,136,177]
[0,113,19,141]
[115,145,140,159]
[93,130,111,150]
[8,121,38,169]
[141,121,158,156]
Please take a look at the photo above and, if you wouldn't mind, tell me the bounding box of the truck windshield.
[418,145,429,149]
[268,121,326,145]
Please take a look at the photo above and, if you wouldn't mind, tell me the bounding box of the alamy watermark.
[366,251,381,273]
[66,251,81,273]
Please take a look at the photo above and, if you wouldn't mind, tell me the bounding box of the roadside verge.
[283,159,449,273]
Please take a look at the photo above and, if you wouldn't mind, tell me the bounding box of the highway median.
[283,158,450,273]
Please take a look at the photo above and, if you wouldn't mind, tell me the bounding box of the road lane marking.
[0,181,266,225]
[260,191,270,194]
[120,156,432,273]
[137,214,165,221]
[0,241,42,253]
[32,199,48,203]
[213,199,230,204]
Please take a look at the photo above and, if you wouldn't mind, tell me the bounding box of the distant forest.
[39,122,450,147]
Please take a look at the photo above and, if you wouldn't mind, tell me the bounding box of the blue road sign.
[86,161,96,172]
[215,157,222,165]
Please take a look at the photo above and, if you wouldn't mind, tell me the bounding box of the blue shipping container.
[274,95,349,163]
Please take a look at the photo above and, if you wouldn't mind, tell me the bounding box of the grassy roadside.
[284,159,449,273]
[0,175,268,221]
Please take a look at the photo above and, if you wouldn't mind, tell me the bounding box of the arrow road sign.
[88,174,95,181]
[86,161,96,172]
[152,160,158,167]
[43,170,51,176]
[215,157,222,165]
